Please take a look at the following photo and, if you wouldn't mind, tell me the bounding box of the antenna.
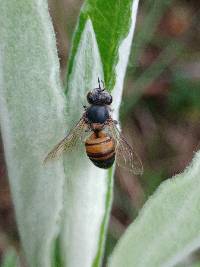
[96,77,105,91]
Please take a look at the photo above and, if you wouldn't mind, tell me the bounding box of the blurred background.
[1,0,200,265]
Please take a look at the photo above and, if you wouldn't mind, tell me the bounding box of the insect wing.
[44,117,86,162]
[107,120,143,175]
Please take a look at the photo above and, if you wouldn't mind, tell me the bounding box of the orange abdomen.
[85,131,115,169]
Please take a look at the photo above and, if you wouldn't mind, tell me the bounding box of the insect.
[44,78,143,174]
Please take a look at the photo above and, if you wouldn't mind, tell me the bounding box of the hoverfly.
[44,78,143,175]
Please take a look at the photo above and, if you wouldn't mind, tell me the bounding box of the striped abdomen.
[85,131,115,169]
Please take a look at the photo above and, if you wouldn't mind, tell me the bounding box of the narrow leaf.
[0,1,66,266]
[60,20,110,267]
[108,150,200,267]
[66,0,139,91]
[0,0,140,267]
[61,0,140,266]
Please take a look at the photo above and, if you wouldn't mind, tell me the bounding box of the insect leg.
[83,105,88,111]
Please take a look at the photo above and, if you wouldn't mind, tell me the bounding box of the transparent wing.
[107,120,143,175]
[44,116,86,163]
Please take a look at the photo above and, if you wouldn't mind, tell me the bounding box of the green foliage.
[0,0,140,267]
[60,0,140,265]
[175,259,200,267]
[108,150,200,267]
[168,76,200,114]
[67,0,138,91]
[59,20,111,267]
[121,40,184,118]
[1,249,19,267]
[1,0,200,266]
[130,0,174,67]
[0,1,66,266]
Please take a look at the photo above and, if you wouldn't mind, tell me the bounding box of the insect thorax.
[86,105,109,124]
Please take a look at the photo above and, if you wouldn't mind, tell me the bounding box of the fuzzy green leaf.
[108,150,200,267]
[60,20,112,267]
[0,0,140,267]
[61,1,140,266]
[66,0,139,91]
[60,16,134,267]
[0,1,66,266]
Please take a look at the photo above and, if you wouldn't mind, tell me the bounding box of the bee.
[44,78,143,174]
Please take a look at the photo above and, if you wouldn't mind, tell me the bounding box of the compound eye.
[106,95,112,105]
[87,92,93,104]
